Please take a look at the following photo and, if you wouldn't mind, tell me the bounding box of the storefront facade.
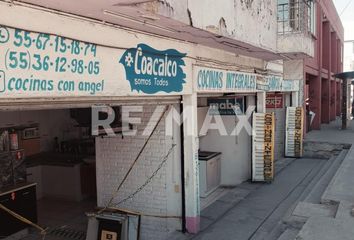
[0,2,194,240]
[0,1,304,239]
[265,78,301,160]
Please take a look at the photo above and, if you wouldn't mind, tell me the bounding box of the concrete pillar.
[331,33,337,74]
[309,75,321,130]
[292,91,299,107]
[257,92,266,113]
[337,40,341,72]
[342,79,349,129]
[182,93,200,234]
[321,21,331,124]
[310,8,323,130]
[336,81,341,116]
[321,78,330,124]
[322,22,330,70]
[329,32,337,122]
[330,80,336,121]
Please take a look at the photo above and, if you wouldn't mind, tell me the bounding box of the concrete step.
[321,147,354,204]
[272,152,346,240]
[292,202,336,218]
[276,228,298,240]
[296,156,335,204]
[282,157,330,221]
[334,201,354,221]
[305,150,348,204]
[303,141,349,159]
[281,150,349,240]
[296,216,354,240]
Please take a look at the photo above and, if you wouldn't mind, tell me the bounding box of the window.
[308,0,316,35]
[277,0,315,35]
[289,0,299,31]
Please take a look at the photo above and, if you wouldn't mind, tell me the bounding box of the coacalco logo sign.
[120,44,187,94]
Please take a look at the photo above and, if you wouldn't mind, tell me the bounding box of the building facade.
[0,0,327,240]
[302,0,344,130]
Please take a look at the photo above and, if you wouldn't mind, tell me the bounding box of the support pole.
[342,78,348,130]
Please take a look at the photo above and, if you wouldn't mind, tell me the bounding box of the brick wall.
[96,104,182,240]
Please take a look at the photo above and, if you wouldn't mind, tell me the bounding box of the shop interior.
[0,107,116,237]
[196,94,255,210]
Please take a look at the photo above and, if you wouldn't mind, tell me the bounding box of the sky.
[333,0,354,40]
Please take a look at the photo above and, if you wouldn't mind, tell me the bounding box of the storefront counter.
[0,183,37,238]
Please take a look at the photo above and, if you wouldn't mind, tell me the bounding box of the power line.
[340,0,353,16]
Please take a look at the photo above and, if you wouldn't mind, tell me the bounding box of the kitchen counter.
[26,153,90,201]
[0,182,37,237]
[0,182,36,196]
[26,152,84,167]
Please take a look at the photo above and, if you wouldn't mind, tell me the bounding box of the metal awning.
[333,71,354,80]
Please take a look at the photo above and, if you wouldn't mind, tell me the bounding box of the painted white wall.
[175,0,278,51]
[199,115,251,186]
[198,96,255,186]
[283,60,305,107]
[277,33,315,57]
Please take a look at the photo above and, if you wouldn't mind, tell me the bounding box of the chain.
[99,105,170,214]
[111,143,177,207]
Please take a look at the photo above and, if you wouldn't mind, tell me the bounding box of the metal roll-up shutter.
[285,107,304,158]
[266,110,286,160]
[252,112,275,182]
[0,96,181,111]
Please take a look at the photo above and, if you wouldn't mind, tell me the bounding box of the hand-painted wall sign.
[194,66,257,92]
[120,44,186,94]
[282,79,300,92]
[0,25,191,99]
[266,93,284,108]
[257,75,282,91]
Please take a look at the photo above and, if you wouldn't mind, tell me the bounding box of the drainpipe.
[180,100,187,233]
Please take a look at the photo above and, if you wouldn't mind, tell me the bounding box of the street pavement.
[20,119,354,240]
[171,118,354,240]
[193,158,324,240]
[170,157,329,240]
[295,119,354,240]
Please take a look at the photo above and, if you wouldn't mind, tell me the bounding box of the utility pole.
[334,72,354,130]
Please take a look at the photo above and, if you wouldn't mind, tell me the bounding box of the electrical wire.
[99,105,171,214]
[112,143,177,207]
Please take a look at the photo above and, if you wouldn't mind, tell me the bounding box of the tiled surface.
[200,187,230,210]
[20,198,96,240]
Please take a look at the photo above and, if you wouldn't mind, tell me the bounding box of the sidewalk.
[170,157,327,240]
[170,118,354,240]
[306,118,354,145]
[295,119,354,240]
